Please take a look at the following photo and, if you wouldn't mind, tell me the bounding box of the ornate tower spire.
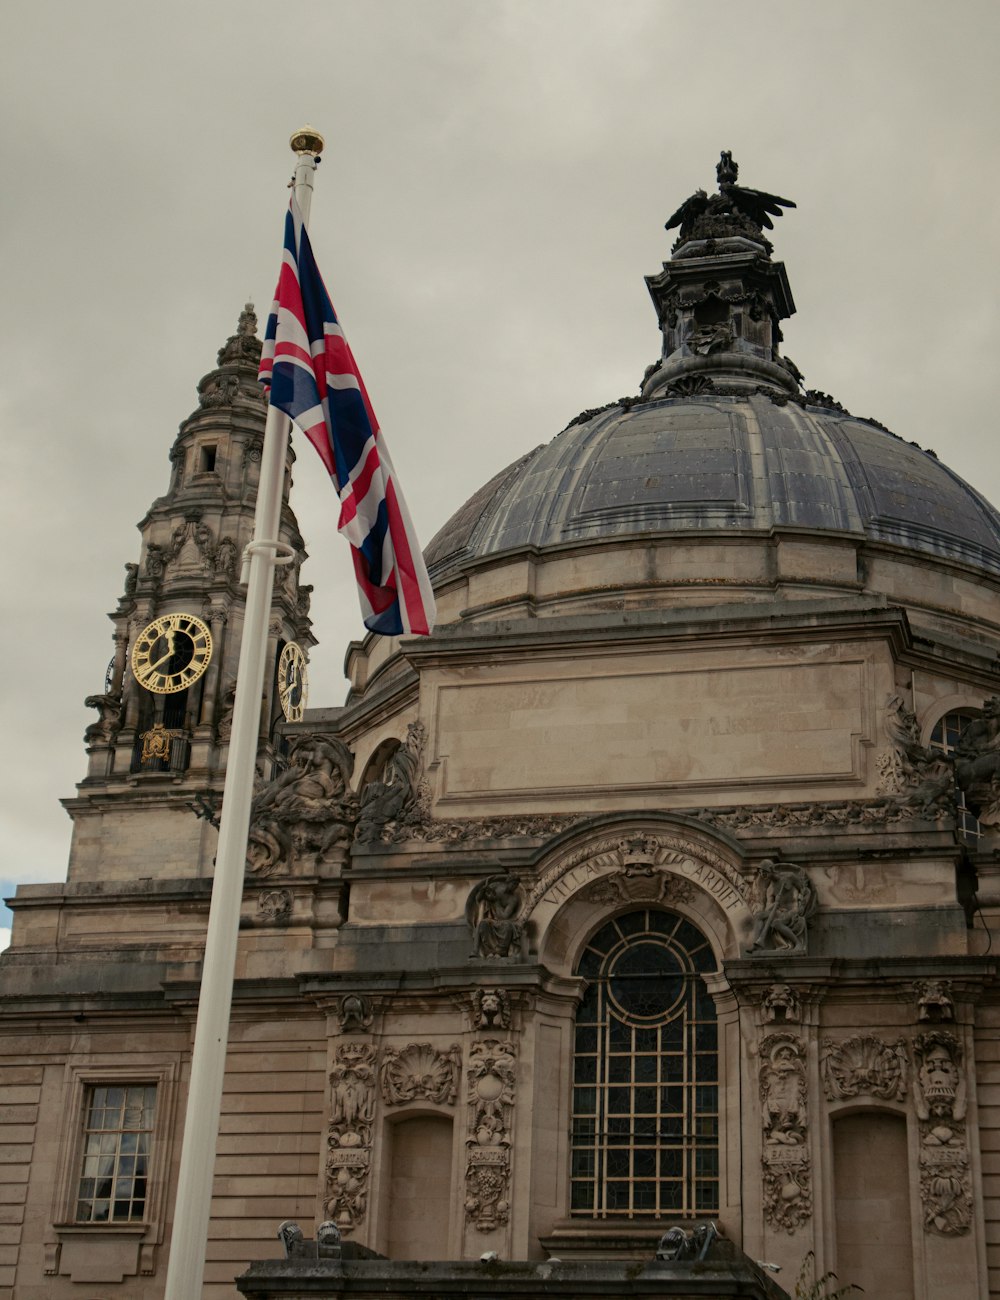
[71,308,315,883]
[642,152,801,400]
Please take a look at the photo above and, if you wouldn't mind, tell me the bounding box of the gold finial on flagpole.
[290,125,325,156]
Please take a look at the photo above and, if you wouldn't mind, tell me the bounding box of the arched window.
[929,709,981,845]
[571,909,719,1219]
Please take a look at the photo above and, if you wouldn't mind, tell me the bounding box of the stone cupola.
[642,151,800,400]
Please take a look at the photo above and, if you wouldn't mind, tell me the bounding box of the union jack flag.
[259,197,435,636]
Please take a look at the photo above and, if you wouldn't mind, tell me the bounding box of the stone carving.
[215,681,237,745]
[760,984,801,1024]
[325,1042,376,1234]
[913,1030,972,1236]
[665,151,795,250]
[583,868,696,907]
[466,875,523,959]
[402,812,584,845]
[688,319,734,356]
[876,694,955,816]
[821,1035,908,1102]
[915,979,955,1022]
[473,988,511,1031]
[697,797,947,830]
[522,831,750,924]
[122,562,139,602]
[337,994,373,1034]
[913,1031,966,1127]
[663,374,716,398]
[954,698,1000,826]
[380,1043,461,1107]
[759,1032,811,1232]
[246,735,357,875]
[746,860,817,957]
[465,1039,517,1232]
[243,437,263,466]
[214,536,238,577]
[84,690,122,748]
[257,888,293,924]
[355,723,427,843]
[143,541,166,580]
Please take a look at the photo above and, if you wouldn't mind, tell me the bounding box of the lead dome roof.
[425,394,1000,579]
[426,154,1000,585]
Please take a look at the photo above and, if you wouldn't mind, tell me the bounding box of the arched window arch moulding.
[519,816,753,974]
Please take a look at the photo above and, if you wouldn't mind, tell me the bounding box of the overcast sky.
[2,0,998,944]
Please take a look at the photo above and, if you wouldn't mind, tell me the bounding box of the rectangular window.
[199,444,217,473]
[75,1084,156,1224]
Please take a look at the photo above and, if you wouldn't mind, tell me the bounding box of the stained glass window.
[571,909,718,1218]
[75,1084,156,1223]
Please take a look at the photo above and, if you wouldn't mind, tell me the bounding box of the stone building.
[3,154,1000,1299]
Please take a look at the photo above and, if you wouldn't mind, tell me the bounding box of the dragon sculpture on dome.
[665,151,796,251]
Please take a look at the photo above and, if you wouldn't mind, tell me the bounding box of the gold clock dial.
[131,613,213,695]
[277,641,308,722]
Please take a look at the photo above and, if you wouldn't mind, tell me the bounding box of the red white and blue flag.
[258,197,435,636]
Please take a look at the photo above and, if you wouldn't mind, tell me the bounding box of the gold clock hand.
[148,631,177,672]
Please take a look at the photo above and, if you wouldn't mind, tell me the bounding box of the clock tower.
[68,305,314,884]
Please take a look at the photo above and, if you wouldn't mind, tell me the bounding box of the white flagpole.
[163,127,324,1300]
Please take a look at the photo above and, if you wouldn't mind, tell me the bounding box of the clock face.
[131,613,213,695]
[277,641,308,722]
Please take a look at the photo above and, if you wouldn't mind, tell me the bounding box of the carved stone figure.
[878,694,956,816]
[122,562,139,601]
[246,735,357,875]
[380,1043,461,1106]
[473,988,511,1031]
[954,698,1000,825]
[821,1035,908,1102]
[325,1042,377,1234]
[84,690,122,748]
[214,536,238,577]
[143,542,165,580]
[746,860,817,956]
[465,1039,517,1232]
[913,1031,966,1124]
[912,1030,972,1236]
[665,151,795,249]
[337,994,373,1034]
[761,1035,806,1146]
[216,681,237,745]
[466,875,523,959]
[760,984,801,1024]
[915,979,955,1022]
[759,1032,811,1232]
[355,723,426,843]
[194,521,216,568]
[328,1043,377,1145]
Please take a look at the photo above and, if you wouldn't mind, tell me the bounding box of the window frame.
[570,907,721,1220]
[50,1061,177,1243]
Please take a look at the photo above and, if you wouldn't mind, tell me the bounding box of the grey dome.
[425,393,1000,580]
